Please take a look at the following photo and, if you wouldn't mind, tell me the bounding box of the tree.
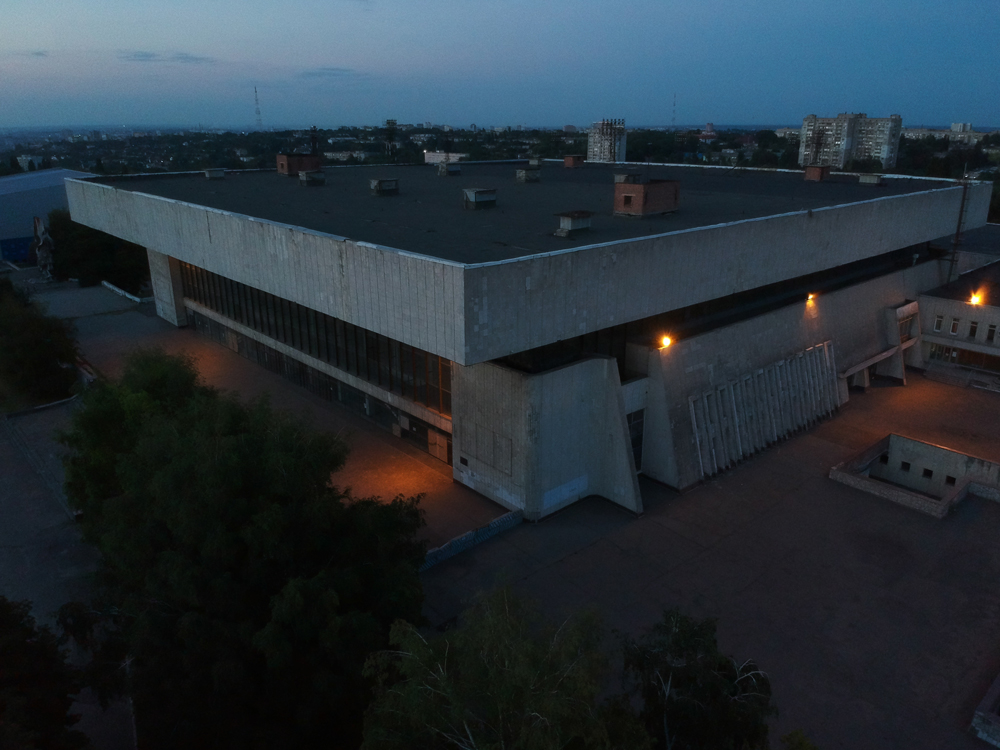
[363,587,650,750]
[621,610,776,750]
[59,350,427,749]
[0,596,89,750]
[0,277,78,404]
[46,209,149,294]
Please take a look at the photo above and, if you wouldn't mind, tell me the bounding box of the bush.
[59,350,426,749]
[0,596,89,750]
[0,278,77,404]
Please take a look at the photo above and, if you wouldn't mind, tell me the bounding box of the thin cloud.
[118,50,216,64]
[27,50,48,57]
[298,66,363,79]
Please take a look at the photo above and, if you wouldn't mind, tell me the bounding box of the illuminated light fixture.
[807,293,815,301]
[660,335,672,349]
[970,293,982,305]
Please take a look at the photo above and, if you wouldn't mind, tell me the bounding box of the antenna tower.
[671,93,676,131]
[254,87,263,131]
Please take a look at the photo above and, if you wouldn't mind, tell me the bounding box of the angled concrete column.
[147,248,187,326]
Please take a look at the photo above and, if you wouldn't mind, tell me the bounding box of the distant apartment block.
[799,113,902,169]
[587,119,626,163]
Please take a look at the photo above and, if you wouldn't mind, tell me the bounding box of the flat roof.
[0,168,94,196]
[90,163,948,264]
[922,259,1000,304]
[930,224,1000,257]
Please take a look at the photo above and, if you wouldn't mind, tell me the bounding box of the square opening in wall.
[879,454,889,464]
[459,457,468,466]
[946,475,957,486]
[901,461,911,472]
[922,468,933,478]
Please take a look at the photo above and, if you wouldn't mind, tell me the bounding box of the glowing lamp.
[970,293,982,305]
[807,293,815,301]
[660,336,672,349]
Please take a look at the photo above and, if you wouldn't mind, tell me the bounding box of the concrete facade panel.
[66,180,467,362]
[463,185,990,363]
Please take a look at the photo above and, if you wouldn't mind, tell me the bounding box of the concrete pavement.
[421,377,1000,749]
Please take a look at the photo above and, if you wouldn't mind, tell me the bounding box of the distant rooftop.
[0,168,93,196]
[930,224,1000,258]
[88,163,949,264]
[922,258,1000,304]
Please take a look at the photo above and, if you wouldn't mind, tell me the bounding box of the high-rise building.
[587,119,626,163]
[798,113,902,169]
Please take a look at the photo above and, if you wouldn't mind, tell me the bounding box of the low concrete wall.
[829,434,1000,518]
[452,356,641,519]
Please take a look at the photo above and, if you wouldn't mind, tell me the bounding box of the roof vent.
[298,170,326,186]
[804,165,830,182]
[516,167,540,183]
[370,178,399,196]
[438,162,461,177]
[859,173,884,186]
[563,155,584,168]
[528,158,542,167]
[614,172,643,184]
[614,179,679,217]
[555,211,593,237]
[204,168,226,180]
[463,188,496,210]
[277,153,322,176]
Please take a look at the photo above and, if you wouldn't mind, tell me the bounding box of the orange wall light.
[660,335,672,349]
[970,293,982,305]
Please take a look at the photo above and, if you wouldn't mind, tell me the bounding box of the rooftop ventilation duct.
[859,173,884,186]
[804,165,830,182]
[203,168,225,180]
[563,155,584,168]
[370,178,400,196]
[438,162,461,177]
[613,172,642,184]
[463,188,496,210]
[613,179,679,217]
[516,167,540,183]
[554,210,593,237]
[298,170,326,186]
[277,153,322,176]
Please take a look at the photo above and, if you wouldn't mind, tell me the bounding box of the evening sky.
[2,0,997,129]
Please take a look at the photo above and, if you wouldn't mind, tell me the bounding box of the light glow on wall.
[660,335,672,349]
[970,293,982,305]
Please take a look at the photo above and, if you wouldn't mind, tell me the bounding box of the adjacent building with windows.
[587,120,626,163]
[65,162,991,519]
[921,254,1000,374]
[799,113,903,169]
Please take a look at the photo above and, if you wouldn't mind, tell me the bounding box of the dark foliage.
[0,597,89,750]
[59,350,427,750]
[46,209,149,294]
[0,278,77,403]
[622,610,776,750]
[363,587,650,750]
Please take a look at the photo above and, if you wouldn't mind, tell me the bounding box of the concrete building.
[0,169,93,262]
[799,113,903,169]
[65,163,991,519]
[587,120,626,163]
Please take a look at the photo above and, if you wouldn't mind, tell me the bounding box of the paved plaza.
[422,376,1000,749]
[7,277,1000,748]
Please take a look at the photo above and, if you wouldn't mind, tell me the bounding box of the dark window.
[988,325,997,344]
[950,318,960,335]
[901,461,911,472]
[946,475,956,486]
[879,454,889,464]
[176,262,453,415]
[459,456,468,466]
[969,321,979,339]
[623,195,633,207]
[922,468,933,479]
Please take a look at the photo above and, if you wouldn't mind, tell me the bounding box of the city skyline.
[2,0,999,129]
